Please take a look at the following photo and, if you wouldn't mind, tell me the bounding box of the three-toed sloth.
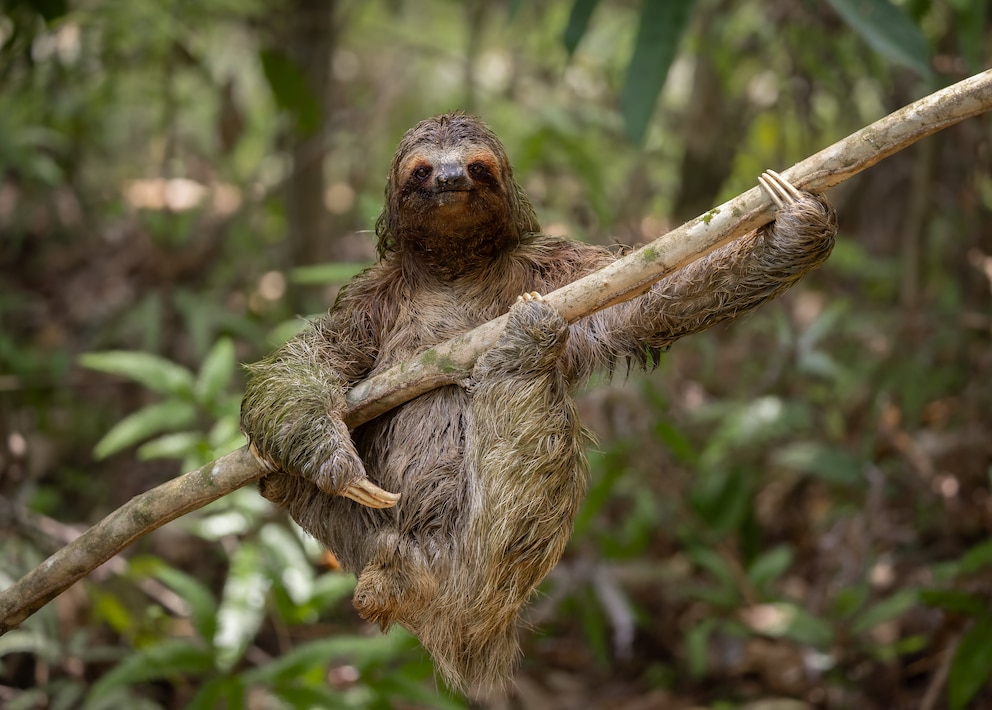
[240,113,837,695]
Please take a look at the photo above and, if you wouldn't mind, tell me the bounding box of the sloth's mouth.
[433,189,473,206]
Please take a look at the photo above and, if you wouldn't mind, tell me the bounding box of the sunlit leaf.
[0,630,63,663]
[266,318,311,349]
[80,351,195,397]
[619,0,695,144]
[93,400,198,459]
[137,431,201,461]
[949,614,992,710]
[827,0,932,78]
[563,0,601,56]
[195,337,235,403]
[214,542,270,672]
[207,415,245,454]
[259,522,314,606]
[291,261,370,285]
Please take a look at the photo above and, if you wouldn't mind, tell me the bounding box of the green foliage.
[618,0,694,145]
[79,339,244,470]
[259,49,323,136]
[290,261,372,285]
[563,0,601,56]
[826,0,934,79]
[949,615,992,710]
[2,0,989,706]
[920,539,992,709]
[75,488,452,708]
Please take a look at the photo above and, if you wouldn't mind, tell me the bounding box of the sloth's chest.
[373,291,511,371]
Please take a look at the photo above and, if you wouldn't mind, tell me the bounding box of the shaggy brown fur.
[240,112,837,695]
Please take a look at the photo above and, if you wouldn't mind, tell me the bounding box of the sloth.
[240,112,837,695]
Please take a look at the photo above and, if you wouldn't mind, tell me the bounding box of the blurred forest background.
[1,0,991,708]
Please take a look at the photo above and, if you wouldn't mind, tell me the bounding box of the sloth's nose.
[435,163,470,190]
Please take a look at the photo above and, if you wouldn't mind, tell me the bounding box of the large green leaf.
[93,400,198,459]
[827,0,933,78]
[259,48,322,136]
[563,0,602,56]
[949,614,992,710]
[214,542,270,672]
[137,431,201,461]
[291,261,370,285]
[79,351,195,397]
[619,0,695,144]
[195,337,235,403]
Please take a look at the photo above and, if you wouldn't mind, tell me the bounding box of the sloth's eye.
[468,162,489,178]
[412,165,432,181]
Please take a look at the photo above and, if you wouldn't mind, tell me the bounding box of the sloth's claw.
[341,478,401,509]
[758,169,804,210]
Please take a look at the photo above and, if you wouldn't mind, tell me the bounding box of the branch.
[2,69,991,633]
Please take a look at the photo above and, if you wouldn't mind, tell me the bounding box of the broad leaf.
[93,400,198,459]
[259,48,322,135]
[949,614,992,710]
[291,261,370,285]
[214,542,270,672]
[80,351,194,397]
[195,337,235,403]
[827,0,933,78]
[619,0,695,144]
[563,0,601,56]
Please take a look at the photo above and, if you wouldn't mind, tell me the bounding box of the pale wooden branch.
[2,69,991,634]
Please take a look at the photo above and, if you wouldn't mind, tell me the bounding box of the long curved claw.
[341,478,401,509]
[758,169,804,210]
